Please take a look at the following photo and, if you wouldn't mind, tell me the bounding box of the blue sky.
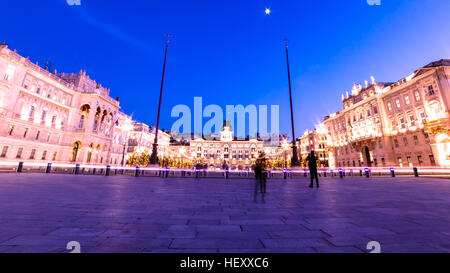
[1,0,449,138]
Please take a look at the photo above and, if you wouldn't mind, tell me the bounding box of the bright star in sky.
[265,8,271,15]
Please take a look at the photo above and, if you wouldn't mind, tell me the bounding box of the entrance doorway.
[364,146,372,167]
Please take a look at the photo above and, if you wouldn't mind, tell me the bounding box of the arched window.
[87,143,94,163]
[71,141,81,162]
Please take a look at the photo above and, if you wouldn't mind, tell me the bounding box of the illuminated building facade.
[0,43,133,166]
[127,122,171,159]
[189,121,264,170]
[299,126,329,167]
[324,60,450,168]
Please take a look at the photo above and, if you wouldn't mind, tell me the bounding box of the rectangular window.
[415,91,421,102]
[387,102,392,111]
[407,156,412,167]
[373,106,378,114]
[429,155,436,166]
[381,158,386,167]
[23,128,28,138]
[409,114,416,127]
[47,134,51,143]
[414,135,419,145]
[404,95,410,105]
[428,85,435,96]
[29,149,36,159]
[398,157,403,167]
[403,137,408,147]
[8,125,14,136]
[394,139,399,148]
[42,150,47,160]
[52,152,57,161]
[36,130,40,140]
[417,156,423,166]
[16,148,23,159]
[396,99,401,108]
[1,146,8,158]
[399,117,406,129]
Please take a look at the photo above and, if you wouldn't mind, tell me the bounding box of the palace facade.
[0,43,170,166]
[323,59,450,168]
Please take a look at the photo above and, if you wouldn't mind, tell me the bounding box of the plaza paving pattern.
[0,173,449,253]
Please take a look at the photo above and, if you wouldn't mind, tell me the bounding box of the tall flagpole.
[284,38,300,167]
[150,33,172,165]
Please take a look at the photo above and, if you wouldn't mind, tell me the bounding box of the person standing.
[253,152,268,202]
[307,151,319,188]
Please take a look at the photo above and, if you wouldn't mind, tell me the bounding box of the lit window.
[42,151,47,160]
[387,102,392,111]
[414,91,421,102]
[409,114,416,127]
[395,99,401,108]
[404,95,410,105]
[399,117,406,129]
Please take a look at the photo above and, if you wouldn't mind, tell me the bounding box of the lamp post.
[150,33,172,165]
[284,39,300,166]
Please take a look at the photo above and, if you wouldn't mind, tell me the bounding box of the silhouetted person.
[307,151,319,188]
[253,153,267,202]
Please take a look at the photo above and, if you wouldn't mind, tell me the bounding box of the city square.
[0,173,448,253]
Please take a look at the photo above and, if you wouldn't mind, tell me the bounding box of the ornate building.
[189,121,264,170]
[298,125,329,167]
[127,123,171,159]
[324,60,450,168]
[0,43,134,166]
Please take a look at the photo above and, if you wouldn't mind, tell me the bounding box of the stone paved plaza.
[0,173,449,253]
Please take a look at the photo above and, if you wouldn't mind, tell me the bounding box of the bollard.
[365,168,370,178]
[92,168,96,175]
[413,167,419,177]
[323,171,327,177]
[17,162,24,173]
[350,170,353,177]
[135,166,140,177]
[106,165,110,176]
[225,170,229,179]
[390,168,396,178]
[195,169,200,179]
[359,170,363,177]
[115,168,118,175]
[339,169,344,179]
[74,164,80,175]
[165,169,169,178]
[46,163,52,174]
[283,170,287,180]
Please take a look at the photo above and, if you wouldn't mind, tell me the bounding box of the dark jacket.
[306,153,318,169]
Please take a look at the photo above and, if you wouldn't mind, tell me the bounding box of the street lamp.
[284,39,300,167]
[150,33,172,165]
